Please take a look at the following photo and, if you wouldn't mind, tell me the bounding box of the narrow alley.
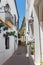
[3,45,34,65]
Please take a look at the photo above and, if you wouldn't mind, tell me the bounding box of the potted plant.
[0,23,4,28]
[40,61,43,65]
[14,35,17,38]
[3,26,8,31]
[3,32,9,37]
[3,31,16,38]
[0,23,4,33]
[31,44,34,55]
[3,33,8,38]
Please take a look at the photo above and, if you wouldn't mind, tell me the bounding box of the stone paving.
[3,45,35,65]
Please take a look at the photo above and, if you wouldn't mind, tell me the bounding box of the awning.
[0,17,3,23]
[5,20,14,28]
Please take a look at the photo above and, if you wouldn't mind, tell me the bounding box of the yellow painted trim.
[0,17,2,21]
[0,17,4,22]
[5,20,14,28]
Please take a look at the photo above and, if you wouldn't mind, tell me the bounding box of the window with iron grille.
[5,37,9,49]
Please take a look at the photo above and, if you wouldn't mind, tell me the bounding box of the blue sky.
[16,0,26,29]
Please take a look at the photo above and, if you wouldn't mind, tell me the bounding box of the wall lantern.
[29,17,34,24]
[4,4,10,12]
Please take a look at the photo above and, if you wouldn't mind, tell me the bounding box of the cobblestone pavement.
[3,45,35,65]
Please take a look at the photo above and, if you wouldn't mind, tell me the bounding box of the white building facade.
[26,0,43,65]
[0,0,19,65]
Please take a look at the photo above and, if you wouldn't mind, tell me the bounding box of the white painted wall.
[0,0,18,65]
[0,9,5,22]
[0,32,18,65]
[14,37,18,51]
[40,27,43,61]
[0,0,18,22]
[26,0,34,44]
[4,36,15,62]
[0,0,6,7]
[33,7,41,65]
[39,0,43,61]
[8,0,18,22]
[0,32,5,65]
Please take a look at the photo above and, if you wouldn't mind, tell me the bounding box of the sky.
[16,0,26,29]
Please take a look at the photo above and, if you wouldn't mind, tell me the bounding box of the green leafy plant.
[18,33,21,38]
[12,31,15,36]
[3,33,8,37]
[31,49,34,55]
[14,35,17,37]
[31,43,34,55]
[0,23,4,28]
[40,61,43,65]
[3,31,16,37]
[3,27,8,30]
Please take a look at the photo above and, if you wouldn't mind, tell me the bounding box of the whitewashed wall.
[0,0,18,65]
[0,0,6,7]
[14,37,18,51]
[33,7,41,65]
[40,27,43,61]
[39,0,43,61]
[0,32,5,65]
[0,32,18,65]
[0,0,18,22]
[4,36,15,62]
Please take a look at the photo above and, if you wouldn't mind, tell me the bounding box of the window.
[5,37,9,49]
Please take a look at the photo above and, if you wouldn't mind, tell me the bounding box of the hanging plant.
[3,33,8,37]
[3,26,8,31]
[9,31,15,36]
[3,32,10,37]
[10,31,15,36]
[3,31,16,37]
[14,35,17,38]
[0,23,4,28]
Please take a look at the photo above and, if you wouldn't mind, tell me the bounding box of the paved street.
[3,45,35,65]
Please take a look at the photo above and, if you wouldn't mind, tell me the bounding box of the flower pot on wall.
[3,27,8,31]
[0,23,4,28]
[3,31,16,37]
[0,23,4,33]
